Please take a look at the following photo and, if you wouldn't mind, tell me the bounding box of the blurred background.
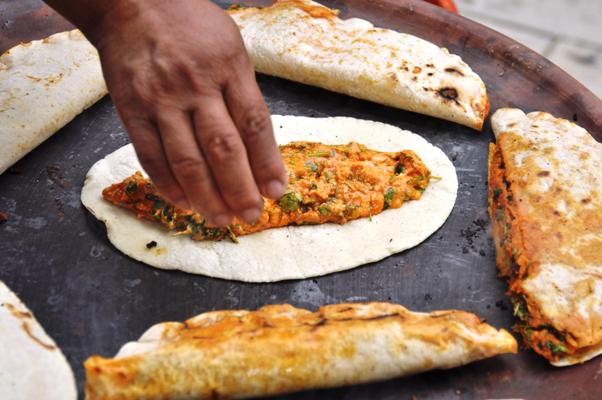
[456,0,602,98]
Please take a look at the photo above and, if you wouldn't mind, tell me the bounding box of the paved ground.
[456,0,602,99]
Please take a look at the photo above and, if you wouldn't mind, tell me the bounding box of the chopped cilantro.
[186,216,205,235]
[205,228,224,240]
[308,150,331,158]
[383,188,396,209]
[145,193,164,211]
[546,341,567,355]
[493,188,502,201]
[318,205,330,216]
[279,191,302,212]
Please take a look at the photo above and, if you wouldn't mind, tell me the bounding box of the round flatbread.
[81,116,457,281]
[0,281,77,400]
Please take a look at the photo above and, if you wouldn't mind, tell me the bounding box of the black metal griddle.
[1,0,601,399]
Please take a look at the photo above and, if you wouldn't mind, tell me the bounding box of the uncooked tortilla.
[0,280,77,400]
[81,116,457,282]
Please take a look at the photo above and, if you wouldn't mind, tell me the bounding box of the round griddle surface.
[1,1,601,398]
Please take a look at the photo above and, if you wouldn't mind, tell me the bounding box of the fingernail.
[264,179,287,199]
[241,208,262,223]
[212,214,232,227]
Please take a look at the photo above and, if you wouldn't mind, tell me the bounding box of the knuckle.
[240,107,271,143]
[171,157,207,182]
[203,134,244,163]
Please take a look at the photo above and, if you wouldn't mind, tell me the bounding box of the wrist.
[79,0,144,51]
[45,0,147,50]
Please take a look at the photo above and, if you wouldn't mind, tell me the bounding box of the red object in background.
[422,0,458,13]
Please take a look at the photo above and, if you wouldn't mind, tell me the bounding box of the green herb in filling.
[308,150,332,158]
[279,191,302,212]
[383,188,396,209]
[546,341,567,355]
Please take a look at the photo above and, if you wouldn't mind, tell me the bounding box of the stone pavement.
[456,0,602,99]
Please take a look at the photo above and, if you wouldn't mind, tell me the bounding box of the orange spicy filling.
[488,143,573,361]
[102,141,431,242]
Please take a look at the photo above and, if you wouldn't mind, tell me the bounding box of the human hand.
[87,0,287,226]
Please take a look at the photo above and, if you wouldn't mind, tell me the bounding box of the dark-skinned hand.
[47,0,288,226]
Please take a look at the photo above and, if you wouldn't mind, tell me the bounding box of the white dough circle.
[81,116,458,282]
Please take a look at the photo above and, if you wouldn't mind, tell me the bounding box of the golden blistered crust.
[85,303,516,399]
[489,141,573,361]
[490,109,602,364]
[498,130,601,270]
[228,0,489,130]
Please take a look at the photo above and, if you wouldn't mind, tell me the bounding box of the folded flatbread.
[489,108,602,366]
[0,280,77,399]
[0,29,107,175]
[229,0,489,130]
[81,116,458,282]
[85,302,517,399]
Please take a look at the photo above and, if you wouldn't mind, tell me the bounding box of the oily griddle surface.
[1,1,601,399]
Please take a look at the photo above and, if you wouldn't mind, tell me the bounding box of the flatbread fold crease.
[85,302,517,399]
[489,108,602,366]
[229,0,489,130]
